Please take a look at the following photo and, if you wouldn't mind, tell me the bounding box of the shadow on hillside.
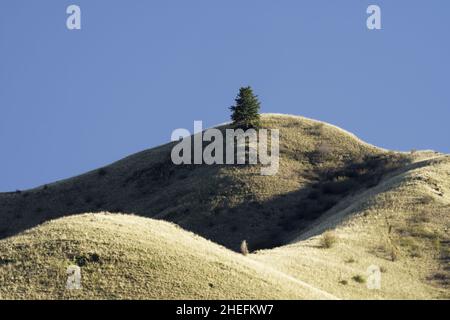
[0,139,416,253]
[215,153,414,251]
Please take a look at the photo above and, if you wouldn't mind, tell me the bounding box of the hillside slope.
[253,156,450,299]
[0,213,338,299]
[1,153,448,299]
[0,114,448,299]
[0,114,413,251]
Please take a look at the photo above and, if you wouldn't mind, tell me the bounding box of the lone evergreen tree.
[229,86,261,129]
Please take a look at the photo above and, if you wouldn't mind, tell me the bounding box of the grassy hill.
[0,213,333,299]
[0,114,448,299]
[0,114,412,251]
[253,155,450,299]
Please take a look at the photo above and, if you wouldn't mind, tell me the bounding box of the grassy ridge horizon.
[0,114,448,299]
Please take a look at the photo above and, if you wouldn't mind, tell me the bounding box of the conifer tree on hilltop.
[229,86,261,129]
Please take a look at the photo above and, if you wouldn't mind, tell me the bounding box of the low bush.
[240,240,249,256]
[352,275,365,283]
[321,231,338,249]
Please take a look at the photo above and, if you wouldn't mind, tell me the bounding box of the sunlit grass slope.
[0,213,333,299]
[253,156,450,299]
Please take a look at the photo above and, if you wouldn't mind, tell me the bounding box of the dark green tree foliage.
[230,86,261,129]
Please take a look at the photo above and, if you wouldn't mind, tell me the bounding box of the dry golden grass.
[0,114,448,299]
[0,114,394,252]
[252,155,450,299]
[0,213,335,299]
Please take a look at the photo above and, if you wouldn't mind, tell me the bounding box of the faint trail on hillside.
[246,257,340,300]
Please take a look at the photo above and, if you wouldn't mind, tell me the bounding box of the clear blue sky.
[1,1,449,191]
